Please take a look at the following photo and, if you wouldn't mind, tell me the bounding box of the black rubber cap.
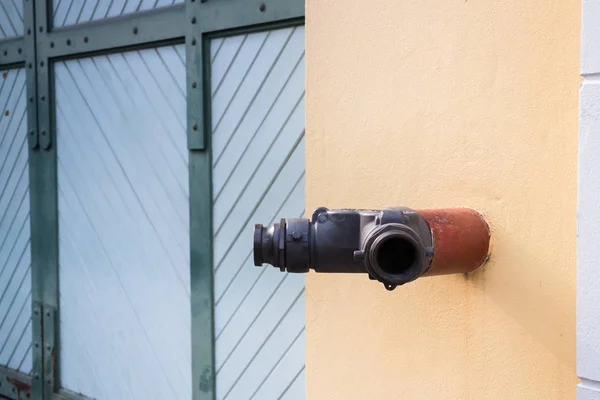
[253,224,264,266]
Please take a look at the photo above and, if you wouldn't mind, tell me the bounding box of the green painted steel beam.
[23,0,45,398]
[27,141,59,400]
[186,0,214,396]
[198,0,304,35]
[188,39,214,400]
[41,5,185,59]
[30,1,60,399]
[189,142,215,400]
[0,37,26,67]
[0,365,33,399]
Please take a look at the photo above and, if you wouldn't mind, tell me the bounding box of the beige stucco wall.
[305,1,580,399]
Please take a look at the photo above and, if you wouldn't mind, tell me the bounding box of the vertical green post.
[27,83,59,398]
[189,130,216,400]
[22,0,45,397]
[185,2,304,400]
[187,0,216,395]
[29,0,60,397]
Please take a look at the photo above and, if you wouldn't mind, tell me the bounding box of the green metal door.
[0,1,304,399]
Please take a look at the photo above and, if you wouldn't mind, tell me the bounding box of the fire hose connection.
[253,207,490,290]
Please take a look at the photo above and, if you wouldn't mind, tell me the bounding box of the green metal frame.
[42,6,185,59]
[189,6,304,399]
[0,0,304,399]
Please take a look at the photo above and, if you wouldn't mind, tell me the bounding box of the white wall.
[578,1,600,397]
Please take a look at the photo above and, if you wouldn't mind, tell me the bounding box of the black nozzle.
[254,218,311,273]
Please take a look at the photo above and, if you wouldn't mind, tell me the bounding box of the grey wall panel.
[0,67,32,374]
[212,26,306,400]
[279,368,305,400]
[55,45,190,400]
[0,0,24,39]
[251,331,305,400]
[52,0,181,28]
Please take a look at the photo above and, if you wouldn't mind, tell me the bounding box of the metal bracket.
[32,302,43,399]
[37,59,51,151]
[35,0,52,151]
[42,5,185,59]
[23,0,39,150]
[0,37,26,67]
[185,0,206,150]
[43,305,57,397]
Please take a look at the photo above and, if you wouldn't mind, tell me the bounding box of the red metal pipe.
[417,208,490,277]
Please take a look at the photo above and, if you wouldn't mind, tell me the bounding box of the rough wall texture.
[305,1,580,399]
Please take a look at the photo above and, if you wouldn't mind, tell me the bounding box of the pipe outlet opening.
[375,236,418,275]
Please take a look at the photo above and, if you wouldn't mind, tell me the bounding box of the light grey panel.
[0,67,32,374]
[212,26,306,400]
[52,0,180,28]
[0,0,24,40]
[280,368,305,400]
[55,45,190,400]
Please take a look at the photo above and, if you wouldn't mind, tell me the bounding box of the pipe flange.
[362,223,429,289]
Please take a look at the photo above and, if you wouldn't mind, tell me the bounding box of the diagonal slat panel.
[0,0,24,39]
[213,174,305,335]
[280,367,305,400]
[250,329,305,400]
[52,0,180,28]
[0,67,31,374]
[56,45,191,400]
[212,26,306,400]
